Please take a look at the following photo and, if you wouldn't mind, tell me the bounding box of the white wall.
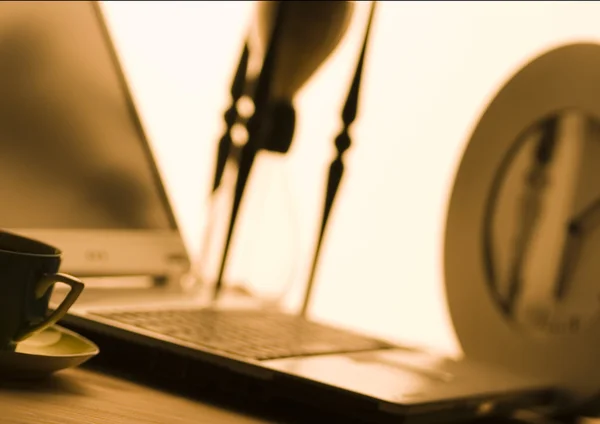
[100,1,600,355]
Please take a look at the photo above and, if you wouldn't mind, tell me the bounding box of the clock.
[486,109,600,337]
[445,43,600,413]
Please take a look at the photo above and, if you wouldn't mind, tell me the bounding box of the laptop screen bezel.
[7,1,189,278]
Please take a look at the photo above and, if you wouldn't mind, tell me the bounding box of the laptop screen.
[0,1,174,231]
[0,1,188,277]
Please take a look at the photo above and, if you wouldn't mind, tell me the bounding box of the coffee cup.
[0,231,83,351]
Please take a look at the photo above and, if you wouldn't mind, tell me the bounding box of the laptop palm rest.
[263,349,557,409]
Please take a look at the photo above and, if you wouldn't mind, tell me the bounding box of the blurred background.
[99,1,600,356]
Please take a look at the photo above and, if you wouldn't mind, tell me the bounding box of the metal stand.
[301,2,378,317]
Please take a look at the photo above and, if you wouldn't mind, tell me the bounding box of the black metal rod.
[212,2,288,300]
[211,41,250,193]
[301,1,377,317]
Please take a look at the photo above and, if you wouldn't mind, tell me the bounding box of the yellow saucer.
[0,325,99,379]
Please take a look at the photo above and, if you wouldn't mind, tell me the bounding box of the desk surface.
[3,367,596,424]
[0,368,270,424]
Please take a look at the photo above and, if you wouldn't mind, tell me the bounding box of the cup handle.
[15,273,84,342]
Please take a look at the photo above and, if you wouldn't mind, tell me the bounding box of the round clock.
[445,43,600,413]
[486,109,600,337]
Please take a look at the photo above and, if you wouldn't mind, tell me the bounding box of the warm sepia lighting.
[100,1,600,356]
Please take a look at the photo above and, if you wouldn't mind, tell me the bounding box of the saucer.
[0,325,99,380]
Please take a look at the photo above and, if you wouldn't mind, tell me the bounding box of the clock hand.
[506,166,546,314]
[505,118,558,315]
[554,197,600,301]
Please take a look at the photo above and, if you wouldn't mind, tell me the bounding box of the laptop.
[0,1,562,423]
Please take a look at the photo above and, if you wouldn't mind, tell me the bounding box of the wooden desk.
[0,368,270,424]
[2,367,595,424]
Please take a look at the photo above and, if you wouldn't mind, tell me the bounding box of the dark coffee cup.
[0,231,83,351]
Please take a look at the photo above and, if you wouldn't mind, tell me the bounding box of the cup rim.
[0,231,61,258]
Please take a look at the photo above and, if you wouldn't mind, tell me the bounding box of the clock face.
[485,110,600,336]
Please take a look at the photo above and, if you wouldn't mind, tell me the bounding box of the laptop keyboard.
[93,309,395,360]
